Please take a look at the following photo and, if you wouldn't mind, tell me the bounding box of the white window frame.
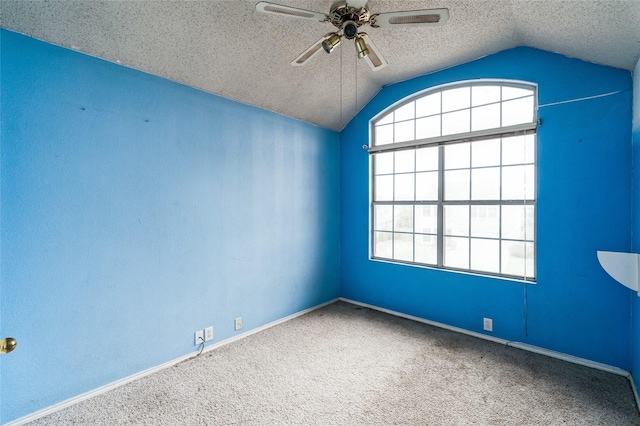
[368,80,537,281]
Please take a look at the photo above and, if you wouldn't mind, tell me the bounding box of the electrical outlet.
[483,318,493,332]
[195,330,204,345]
[235,317,242,331]
[205,326,214,342]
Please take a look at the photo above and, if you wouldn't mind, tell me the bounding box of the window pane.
[376,111,393,125]
[375,124,393,145]
[472,138,500,167]
[526,165,536,200]
[374,152,394,175]
[471,205,499,238]
[416,146,439,171]
[416,116,441,140]
[374,175,393,201]
[415,234,437,265]
[471,167,500,200]
[374,205,393,231]
[394,205,413,232]
[444,237,469,269]
[472,86,500,106]
[471,238,499,273]
[471,104,501,131]
[416,172,438,201]
[502,134,535,165]
[395,150,415,173]
[444,205,469,236]
[442,87,470,112]
[524,205,535,241]
[394,120,415,143]
[394,233,413,262]
[415,205,438,234]
[524,134,535,163]
[374,231,393,258]
[444,169,470,201]
[416,93,441,117]
[502,241,535,277]
[394,173,414,201]
[524,241,535,277]
[395,102,415,121]
[502,165,534,200]
[445,143,470,169]
[442,109,470,136]
[502,205,522,240]
[502,205,534,240]
[502,86,533,101]
[502,96,534,126]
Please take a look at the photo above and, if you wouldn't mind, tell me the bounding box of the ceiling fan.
[255,0,449,71]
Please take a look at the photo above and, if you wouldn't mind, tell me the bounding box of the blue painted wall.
[632,56,640,393]
[340,47,633,370]
[0,30,340,423]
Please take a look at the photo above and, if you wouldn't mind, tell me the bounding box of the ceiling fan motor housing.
[329,1,370,33]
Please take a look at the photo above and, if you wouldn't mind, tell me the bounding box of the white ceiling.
[1,0,639,131]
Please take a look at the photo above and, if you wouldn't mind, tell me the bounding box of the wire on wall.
[355,49,358,120]
[523,283,528,337]
[538,89,627,109]
[522,128,530,337]
[340,40,344,126]
[196,337,204,356]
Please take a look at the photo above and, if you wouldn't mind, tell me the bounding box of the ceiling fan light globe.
[355,36,369,58]
[322,33,342,53]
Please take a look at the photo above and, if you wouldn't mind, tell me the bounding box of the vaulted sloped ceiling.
[1,0,639,131]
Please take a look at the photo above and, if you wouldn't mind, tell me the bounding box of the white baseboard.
[3,298,339,426]
[339,297,630,377]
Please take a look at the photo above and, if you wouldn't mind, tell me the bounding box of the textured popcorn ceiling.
[1,0,639,131]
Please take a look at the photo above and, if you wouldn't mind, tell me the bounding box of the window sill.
[369,256,537,284]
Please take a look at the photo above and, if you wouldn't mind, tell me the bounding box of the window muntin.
[370,82,536,281]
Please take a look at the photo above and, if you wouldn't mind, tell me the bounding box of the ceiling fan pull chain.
[340,41,343,126]
[355,52,358,117]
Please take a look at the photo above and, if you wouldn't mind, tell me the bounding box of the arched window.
[369,81,536,280]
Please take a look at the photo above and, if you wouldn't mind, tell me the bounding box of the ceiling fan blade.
[290,36,327,67]
[346,0,368,9]
[255,2,329,22]
[359,33,388,71]
[371,8,449,28]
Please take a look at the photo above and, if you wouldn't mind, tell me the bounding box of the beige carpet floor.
[29,301,640,425]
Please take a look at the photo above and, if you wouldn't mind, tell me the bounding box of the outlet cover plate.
[205,326,214,342]
[235,317,242,331]
[195,330,204,345]
[483,318,493,332]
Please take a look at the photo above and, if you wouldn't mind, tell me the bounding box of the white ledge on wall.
[597,251,640,294]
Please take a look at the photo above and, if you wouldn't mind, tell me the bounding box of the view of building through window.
[370,82,536,280]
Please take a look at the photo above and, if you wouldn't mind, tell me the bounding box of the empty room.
[2,0,640,424]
